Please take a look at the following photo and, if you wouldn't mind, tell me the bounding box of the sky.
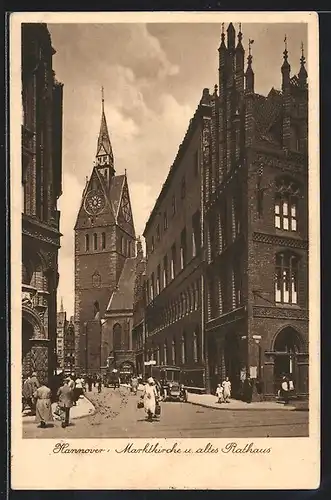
[48,21,308,317]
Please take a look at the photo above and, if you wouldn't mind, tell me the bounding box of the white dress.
[222,381,231,398]
[143,384,157,415]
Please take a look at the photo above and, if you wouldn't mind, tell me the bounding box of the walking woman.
[33,380,53,428]
[142,377,159,422]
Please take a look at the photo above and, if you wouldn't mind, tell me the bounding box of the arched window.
[275,252,299,305]
[85,234,90,252]
[163,342,168,365]
[181,333,186,364]
[275,178,299,232]
[101,232,106,250]
[113,323,122,351]
[92,271,101,288]
[156,346,160,365]
[171,339,176,365]
[93,233,98,250]
[193,330,199,363]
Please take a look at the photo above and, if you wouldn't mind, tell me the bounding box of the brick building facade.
[56,300,75,373]
[132,238,147,377]
[74,93,136,376]
[21,23,63,383]
[204,24,308,398]
[56,298,66,370]
[143,94,210,389]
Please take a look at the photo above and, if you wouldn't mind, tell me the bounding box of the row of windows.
[84,233,134,257]
[147,280,200,336]
[147,212,201,302]
[206,252,300,322]
[146,151,199,255]
[147,329,200,366]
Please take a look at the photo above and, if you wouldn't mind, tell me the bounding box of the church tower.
[74,89,136,371]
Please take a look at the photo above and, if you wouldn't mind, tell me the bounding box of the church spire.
[281,35,291,91]
[96,86,115,176]
[245,39,254,92]
[60,296,64,313]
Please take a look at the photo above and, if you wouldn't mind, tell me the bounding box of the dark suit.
[57,384,73,426]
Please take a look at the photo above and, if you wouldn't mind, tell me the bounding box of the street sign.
[252,335,262,339]
[144,360,156,366]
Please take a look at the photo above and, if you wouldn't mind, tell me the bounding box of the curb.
[187,399,297,412]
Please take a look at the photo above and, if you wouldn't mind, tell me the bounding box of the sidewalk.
[187,393,302,411]
[22,395,95,423]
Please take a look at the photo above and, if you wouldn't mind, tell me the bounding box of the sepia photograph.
[11,11,320,490]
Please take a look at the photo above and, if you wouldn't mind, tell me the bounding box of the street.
[23,386,309,439]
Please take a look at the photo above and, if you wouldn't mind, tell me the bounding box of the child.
[216,383,224,404]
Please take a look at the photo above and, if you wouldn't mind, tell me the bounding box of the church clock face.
[84,190,106,215]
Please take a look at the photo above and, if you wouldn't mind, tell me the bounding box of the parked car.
[151,365,188,402]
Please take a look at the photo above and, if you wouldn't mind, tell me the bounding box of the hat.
[147,377,154,385]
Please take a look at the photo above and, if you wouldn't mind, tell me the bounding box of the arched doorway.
[273,326,302,392]
[22,318,34,379]
[224,332,241,396]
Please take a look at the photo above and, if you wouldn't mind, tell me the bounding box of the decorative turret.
[245,39,255,93]
[218,23,227,98]
[235,22,245,94]
[96,87,115,178]
[227,22,236,50]
[298,42,308,87]
[281,35,291,91]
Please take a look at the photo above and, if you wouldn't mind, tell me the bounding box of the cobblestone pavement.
[22,386,309,439]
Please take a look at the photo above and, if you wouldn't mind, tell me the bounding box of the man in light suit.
[57,378,74,428]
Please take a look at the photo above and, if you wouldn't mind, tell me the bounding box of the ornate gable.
[74,167,116,230]
[117,176,135,237]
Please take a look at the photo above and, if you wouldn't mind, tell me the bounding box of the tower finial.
[221,22,225,44]
[248,38,254,57]
[237,22,243,44]
[298,41,308,86]
[284,34,287,51]
[101,86,105,111]
[245,39,254,92]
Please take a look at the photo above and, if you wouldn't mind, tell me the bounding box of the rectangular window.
[180,228,187,270]
[171,244,176,280]
[156,265,160,295]
[192,211,201,257]
[163,255,168,288]
[163,211,168,230]
[150,273,155,301]
[101,232,106,250]
[192,231,196,258]
[275,195,298,232]
[172,195,176,216]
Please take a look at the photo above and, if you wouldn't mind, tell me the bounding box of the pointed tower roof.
[245,39,255,92]
[96,87,114,170]
[298,42,308,86]
[236,22,244,52]
[281,35,291,90]
[227,22,236,49]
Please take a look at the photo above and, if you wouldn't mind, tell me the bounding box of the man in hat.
[57,377,74,428]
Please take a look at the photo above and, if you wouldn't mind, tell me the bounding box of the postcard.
[11,11,320,490]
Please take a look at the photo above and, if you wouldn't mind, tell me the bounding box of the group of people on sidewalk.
[215,374,295,405]
[22,372,89,429]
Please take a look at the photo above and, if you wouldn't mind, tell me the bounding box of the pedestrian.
[27,371,40,414]
[57,377,74,428]
[87,375,93,392]
[22,375,33,412]
[33,379,53,428]
[222,376,231,403]
[243,376,253,403]
[75,375,83,402]
[281,376,290,405]
[67,375,76,405]
[141,377,159,422]
[97,375,102,393]
[131,375,139,395]
[216,383,224,404]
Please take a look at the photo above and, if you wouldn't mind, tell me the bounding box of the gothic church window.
[93,233,98,250]
[275,179,299,232]
[101,232,106,250]
[85,234,90,252]
[113,323,122,351]
[275,252,299,305]
[92,271,101,288]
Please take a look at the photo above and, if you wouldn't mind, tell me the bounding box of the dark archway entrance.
[273,327,302,393]
[224,332,241,397]
[22,318,34,379]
